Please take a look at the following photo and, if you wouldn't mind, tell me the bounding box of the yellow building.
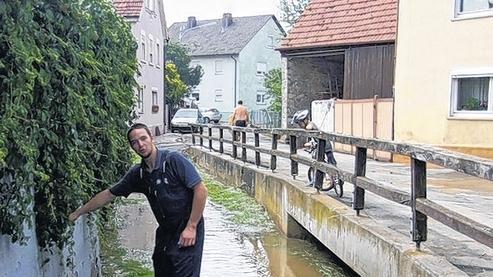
[394,0,493,159]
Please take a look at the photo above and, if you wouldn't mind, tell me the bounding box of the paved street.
[156,131,493,276]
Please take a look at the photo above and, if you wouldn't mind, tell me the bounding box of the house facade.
[113,0,166,135]
[278,0,397,159]
[168,14,286,116]
[394,0,493,158]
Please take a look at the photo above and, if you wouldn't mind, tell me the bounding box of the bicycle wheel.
[333,178,344,197]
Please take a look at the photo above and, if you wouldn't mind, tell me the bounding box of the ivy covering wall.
[0,0,138,249]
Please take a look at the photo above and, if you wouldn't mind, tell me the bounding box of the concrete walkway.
[156,132,493,276]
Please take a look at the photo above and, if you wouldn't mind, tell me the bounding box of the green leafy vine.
[0,0,138,250]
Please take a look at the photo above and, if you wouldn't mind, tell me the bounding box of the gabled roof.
[112,0,143,18]
[279,0,398,51]
[168,15,284,56]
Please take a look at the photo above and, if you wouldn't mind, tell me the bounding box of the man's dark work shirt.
[110,149,202,235]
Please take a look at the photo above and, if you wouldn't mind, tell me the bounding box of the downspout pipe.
[231,55,238,110]
[163,39,168,133]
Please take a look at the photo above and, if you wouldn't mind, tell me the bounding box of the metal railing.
[189,123,493,250]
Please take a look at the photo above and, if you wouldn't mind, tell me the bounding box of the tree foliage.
[0,0,138,249]
[165,42,203,91]
[264,68,282,112]
[280,0,310,27]
[165,63,188,113]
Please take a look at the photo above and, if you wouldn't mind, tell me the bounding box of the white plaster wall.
[238,18,284,111]
[130,7,165,134]
[190,55,236,114]
[0,214,100,277]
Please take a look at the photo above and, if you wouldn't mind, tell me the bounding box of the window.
[214,89,223,102]
[256,62,267,76]
[140,31,146,63]
[152,89,159,113]
[267,35,275,49]
[191,90,200,101]
[137,86,144,114]
[256,90,267,104]
[149,35,154,65]
[450,72,493,118]
[149,0,154,11]
[156,42,161,67]
[215,60,223,75]
[455,0,493,17]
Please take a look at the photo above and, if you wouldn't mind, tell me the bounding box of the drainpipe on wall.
[163,38,168,133]
[231,55,238,110]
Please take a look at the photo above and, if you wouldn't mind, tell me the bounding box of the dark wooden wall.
[343,44,395,99]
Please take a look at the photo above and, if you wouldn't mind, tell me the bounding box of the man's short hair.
[238,100,243,105]
[127,123,152,143]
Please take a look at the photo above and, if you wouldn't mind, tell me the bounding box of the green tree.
[166,63,188,113]
[280,0,310,27]
[0,0,138,250]
[264,68,282,112]
[165,42,203,90]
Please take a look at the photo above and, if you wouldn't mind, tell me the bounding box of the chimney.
[221,13,233,28]
[187,16,197,29]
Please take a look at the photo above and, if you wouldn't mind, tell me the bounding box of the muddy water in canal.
[116,196,355,277]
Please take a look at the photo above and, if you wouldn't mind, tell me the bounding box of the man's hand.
[69,210,81,222]
[179,225,197,247]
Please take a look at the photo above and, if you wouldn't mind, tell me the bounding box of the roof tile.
[112,0,143,17]
[280,0,397,50]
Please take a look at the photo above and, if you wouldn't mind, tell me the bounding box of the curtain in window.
[457,77,489,110]
[460,0,492,12]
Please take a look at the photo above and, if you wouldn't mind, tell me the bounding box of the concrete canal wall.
[0,212,100,277]
[188,146,468,277]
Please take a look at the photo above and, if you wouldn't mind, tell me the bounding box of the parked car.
[170,108,203,133]
[199,107,222,123]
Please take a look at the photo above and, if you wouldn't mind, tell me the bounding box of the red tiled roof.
[112,0,143,17]
[280,0,397,50]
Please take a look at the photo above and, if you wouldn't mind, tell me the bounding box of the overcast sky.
[163,0,282,27]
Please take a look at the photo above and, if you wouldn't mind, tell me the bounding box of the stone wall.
[282,56,344,128]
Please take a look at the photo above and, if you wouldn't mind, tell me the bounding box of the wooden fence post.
[290,135,298,179]
[241,131,247,163]
[219,128,224,154]
[315,138,326,191]
[411,158,427,249]
[270,133,278,172]
[353,147,367,215]
[255,132,260,167]
[232,129,237,159]
[208,126,212,151]
[199,126,203,147]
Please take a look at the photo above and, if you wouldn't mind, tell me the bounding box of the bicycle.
[305,139,344,197]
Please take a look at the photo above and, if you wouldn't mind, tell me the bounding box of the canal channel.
[110,175,357,277]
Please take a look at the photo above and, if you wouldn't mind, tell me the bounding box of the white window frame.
[449,68,493,119]
[214,89,223,102]
[152,89,158,106]
[267,35,275,49]
[137,86,144,114]
[140,31,146,63]
[256,90,267,105]
[148,35,154,66]
[453,0,493,20]
[156,42,161,67]
[214,60,223,75]
[256,62,267,76]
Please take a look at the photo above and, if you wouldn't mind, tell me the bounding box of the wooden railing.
[189,123,493,250]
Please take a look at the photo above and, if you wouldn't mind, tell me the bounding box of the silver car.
[199,107,222,123]
[170,108,203,133]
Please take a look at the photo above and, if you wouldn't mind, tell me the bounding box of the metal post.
[290,135,298,179]
[353,147,367,215]
[270,133,278,172]
[315,138,326,191]
[241,131,247,163]
[411,158,427,249]
[219,128,224,154]
[254,132,260,167]
[191,126,196,145]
